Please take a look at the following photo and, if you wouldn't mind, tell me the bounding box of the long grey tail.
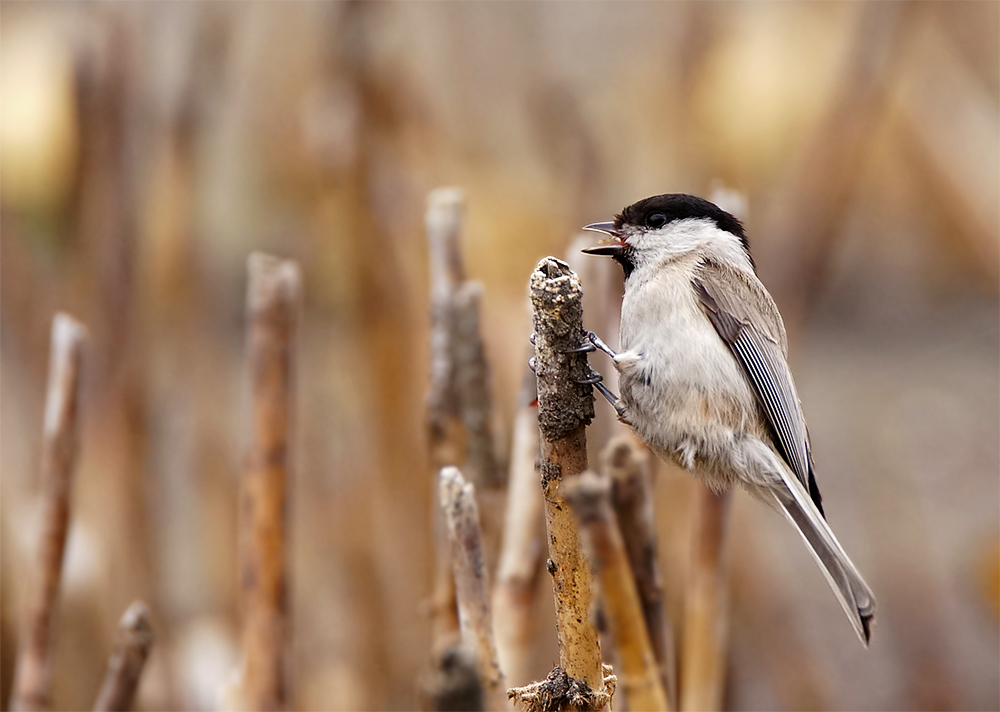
[772,479,877,646]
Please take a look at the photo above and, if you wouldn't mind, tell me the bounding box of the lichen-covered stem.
[529,257,603,691]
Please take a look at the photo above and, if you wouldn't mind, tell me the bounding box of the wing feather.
[693,259,823,515]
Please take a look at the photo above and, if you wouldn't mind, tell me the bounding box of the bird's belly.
[616,310,761,482]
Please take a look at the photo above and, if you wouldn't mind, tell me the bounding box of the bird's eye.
[646,212,667,228]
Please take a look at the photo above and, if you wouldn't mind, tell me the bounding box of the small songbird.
[580,193,876,645]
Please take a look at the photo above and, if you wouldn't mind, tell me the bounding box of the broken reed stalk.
[564,471,668,712]
[679,489,730,712]
[513,256,609,710]
[426,188,502,659]
[439,467,507,710]
[92,601,154,712]
[492,373,543,687]
[603,435,675,710]
[238,253,300,711]
[425,187,501,489]
[11,313,87,712]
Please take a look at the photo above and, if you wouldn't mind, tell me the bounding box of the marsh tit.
[581,193,876,645]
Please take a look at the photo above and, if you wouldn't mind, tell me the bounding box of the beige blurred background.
[1,2,997,710]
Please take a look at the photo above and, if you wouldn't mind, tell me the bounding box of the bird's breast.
[616,269,760,468]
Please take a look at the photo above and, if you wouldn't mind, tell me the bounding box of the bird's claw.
[562,340,596,354]
[573,371,604,385]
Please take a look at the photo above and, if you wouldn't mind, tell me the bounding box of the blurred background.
[1,2,997,710]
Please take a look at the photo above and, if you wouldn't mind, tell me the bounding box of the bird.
[579,192,876,645]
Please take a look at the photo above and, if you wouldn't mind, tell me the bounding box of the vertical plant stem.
[92,601,154,712]
[603,435,675,710]
[239,253,300,711]
[492,374,543,687]
[564,471,668,711]
[11,313,87,712]
[680,489,730,712]
[439,467,506,710]
[529,257,603,690]
[425,189,503,708]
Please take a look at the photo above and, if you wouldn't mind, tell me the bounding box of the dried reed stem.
[426,187,500,489]
[92,601,154,712]
[603,435,675,710]
[439,467,507,710]
[238,253,300,711]
[492,374,543,687]
[564,471,668,711]
[426,188,501,655]
[521,256,607,707]
[11,313,87,712]
[679,489,730,712]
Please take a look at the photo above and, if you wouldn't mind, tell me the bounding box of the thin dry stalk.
[564,471,668,712]
[426,188,502,654]
[11,313,87,712]
[237,253,300,711]
[603,435,675,710]
[492,374,544,687]
[679,489,730,712]
[439,467,506,710]
[426,187,500,489]
[92,601,154,712]
[522,256,608,708]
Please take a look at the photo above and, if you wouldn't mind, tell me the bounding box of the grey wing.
[693,259,824,516]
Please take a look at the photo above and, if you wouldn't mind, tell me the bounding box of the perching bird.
[580,193,876,645]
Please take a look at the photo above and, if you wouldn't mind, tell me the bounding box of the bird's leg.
[564,331,629,422]
[587,331,618,359]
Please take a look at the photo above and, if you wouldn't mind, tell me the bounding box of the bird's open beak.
[582,221,624,255]
[582,221,618,237]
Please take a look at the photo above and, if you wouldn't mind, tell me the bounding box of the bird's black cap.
[615,193,750,258]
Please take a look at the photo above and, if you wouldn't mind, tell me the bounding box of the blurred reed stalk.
[564,470,669,712]
[92,601,154,712]
[10,313,88,712]
[426,188,502,648]
[508,257,611,711]
[439,467,507,711]
[235,254,301,711]
[679,490,730,712]
[491,373,543,688]
[603,436,675,710]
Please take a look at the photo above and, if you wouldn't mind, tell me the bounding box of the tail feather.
[771,470,876,646]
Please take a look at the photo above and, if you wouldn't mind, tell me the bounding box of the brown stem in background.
[92,601,154,712]
[602,435,675,710]
[439,467,507,710]
[517,256,608,709]
[426,188,503,663]
[426,186,501,489]
[237,254,300,711]
[564,471,668,711]
[451,282,501,490]
[10,314,87,712]
[492,373,543,688]
[679,489,730,712]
